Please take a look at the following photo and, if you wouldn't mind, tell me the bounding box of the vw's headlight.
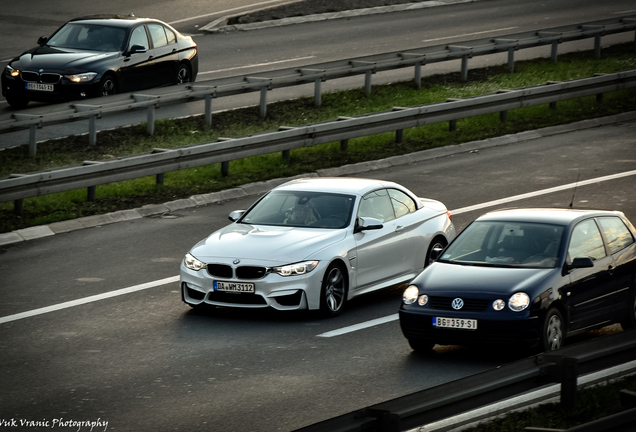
[403,285,421,305]
[6,65,19,77]
[508,292,530,312]
[184,253,206,271]
[272,261,319,277]
[65,72,97,83]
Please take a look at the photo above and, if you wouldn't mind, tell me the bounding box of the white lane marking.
[167,0,292,25]
[1,170,635,327]
[422,27,518,43]
[315,169,636,338]
[0,276,179,325]
[199,56,316,75]
[451,170,636,216]
[317,314,399,337]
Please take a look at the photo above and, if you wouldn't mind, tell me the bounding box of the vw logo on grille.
[233,259,241,265]
[451,298,464,310]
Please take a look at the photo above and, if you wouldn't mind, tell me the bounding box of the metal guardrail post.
[89,115,97,145]
[260,86,268,117]
[205,94,213,127]
[29,125,37,156]
[541,355,579,411]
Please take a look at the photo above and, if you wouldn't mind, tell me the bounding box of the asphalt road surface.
[1,119,635,431]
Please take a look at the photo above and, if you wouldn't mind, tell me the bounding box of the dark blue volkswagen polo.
[399,208,636,352]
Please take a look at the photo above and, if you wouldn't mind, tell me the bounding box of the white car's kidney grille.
[207,264,232,278]
[236,266,267,279]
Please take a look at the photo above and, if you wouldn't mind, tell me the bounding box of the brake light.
[447,210,452,221]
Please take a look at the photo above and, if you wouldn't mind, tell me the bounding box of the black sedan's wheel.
[408,339,435,353]
[425,236,447,267]
[99,74,117,96]
[6,95,29,109]
[175,64,191,85]
[320,263,347,317]
[542,308,565,351]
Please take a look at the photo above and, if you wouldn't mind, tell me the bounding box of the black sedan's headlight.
[64,72,98,83]
[5,65,19,77]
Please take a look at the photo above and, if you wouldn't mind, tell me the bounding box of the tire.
[320,263,347,317]
[99,74,117,97]
[175,64,191,85]
[5,95,29,109]
[620,288,636,330]
[541,308,565,352]
[408,339,435,353]
[425,236,447,267]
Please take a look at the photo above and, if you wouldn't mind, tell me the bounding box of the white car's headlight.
[65,72,97,83]
[272,261,319,277]
[508,292,530,312]
[403,285,421,305]
[184,253,206,271]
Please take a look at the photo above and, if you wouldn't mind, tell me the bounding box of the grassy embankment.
[1,43,635,233]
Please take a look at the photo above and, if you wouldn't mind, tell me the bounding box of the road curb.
[201,0,479,33]
[1,111,635,247]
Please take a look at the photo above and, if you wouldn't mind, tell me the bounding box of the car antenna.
[569,174,581,209]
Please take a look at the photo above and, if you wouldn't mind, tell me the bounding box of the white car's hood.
[190,223,347,264]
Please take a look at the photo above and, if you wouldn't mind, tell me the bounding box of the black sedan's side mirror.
[127,44,147,55]
[354,217,383,233]
[37,36,48,46]
[565,256,594,273]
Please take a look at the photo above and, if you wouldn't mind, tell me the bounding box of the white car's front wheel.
[320,263,347,317]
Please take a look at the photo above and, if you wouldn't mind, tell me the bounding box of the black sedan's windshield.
[440,221,564,268]
[47,23,126,52]
[240,191,355,229]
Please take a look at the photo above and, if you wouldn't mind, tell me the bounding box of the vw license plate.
[26,83,54,92]
[433,317,477,330]
[213,281,255,293]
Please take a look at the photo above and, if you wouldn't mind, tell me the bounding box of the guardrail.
[291,328,636,432]
[1,15,635,154]
[2,69,636,210]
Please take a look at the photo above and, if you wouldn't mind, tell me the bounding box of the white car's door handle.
[395,225,405,232]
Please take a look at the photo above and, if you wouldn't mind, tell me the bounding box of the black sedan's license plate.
[213,281,255,293]
[26,82,54,92]
[433,317,477,330]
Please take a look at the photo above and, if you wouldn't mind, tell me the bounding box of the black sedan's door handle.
[607,265,614,275]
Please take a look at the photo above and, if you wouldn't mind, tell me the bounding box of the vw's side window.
[598,217,634,254]
[568,220,606,262]
[358,189,395,223]
[388,189,416,218]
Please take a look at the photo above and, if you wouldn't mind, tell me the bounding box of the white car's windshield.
[47,23,126,52]
[240,191,355,228]
[439,221,564,268]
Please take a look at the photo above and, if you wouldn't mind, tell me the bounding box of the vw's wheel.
[425,236,447,267]
[408,339,435,353]
[320,263,347,317]
[542,308,564,352]
[175,64,191,85]
[99,74,117,96]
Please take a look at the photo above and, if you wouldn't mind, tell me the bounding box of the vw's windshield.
[240,191,355,229]
[439,221,564,268]
[47,23,126,52]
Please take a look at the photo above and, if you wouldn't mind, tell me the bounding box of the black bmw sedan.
[2,14,198,109]
[399,208,636,352]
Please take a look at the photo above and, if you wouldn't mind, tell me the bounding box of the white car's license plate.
[213,281,255,293]
[26,83,54,92]
[433,317,477,330]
